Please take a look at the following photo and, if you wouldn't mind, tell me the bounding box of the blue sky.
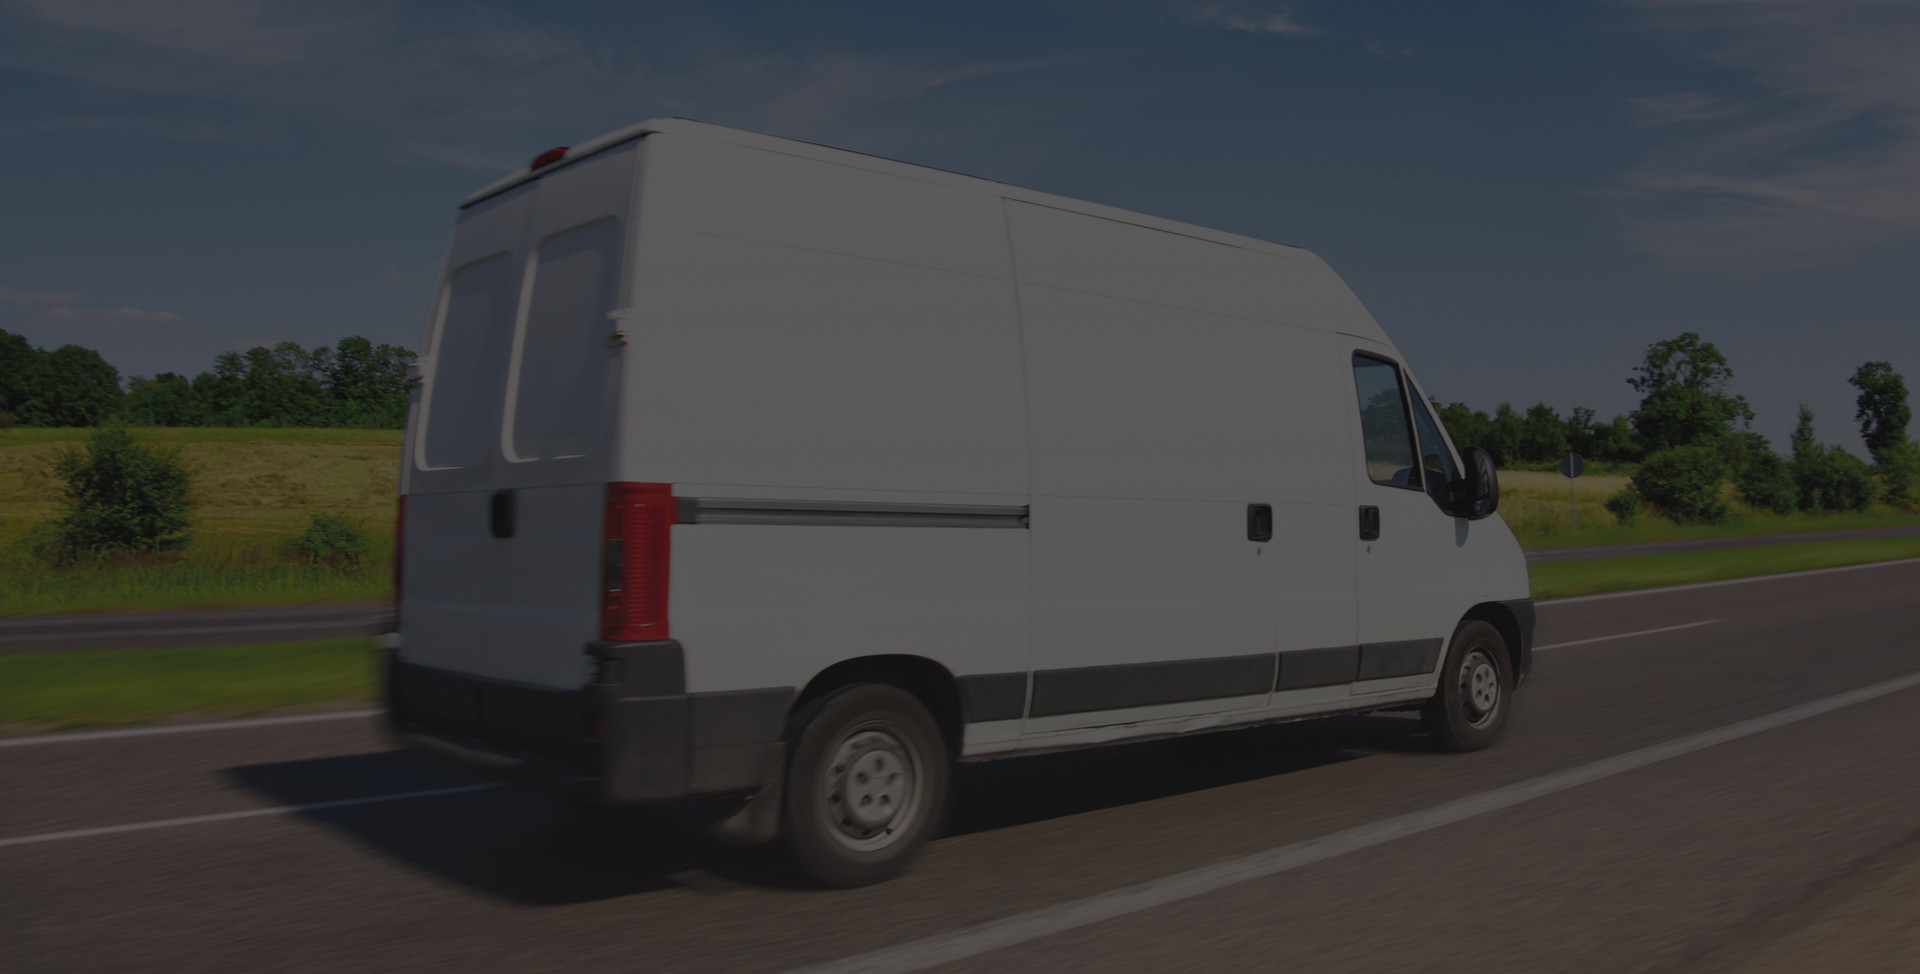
[2,0,1916,453]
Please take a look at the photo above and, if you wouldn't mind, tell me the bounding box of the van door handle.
[491,490,516,539]
[1358,506,1380,541]
[1247,503,1273,542]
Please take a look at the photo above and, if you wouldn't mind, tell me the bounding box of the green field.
[0,638,378,733]
[0,428,401,614]
[1497,469,1920,548]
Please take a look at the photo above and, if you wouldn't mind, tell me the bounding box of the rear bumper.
[383,641,793,805]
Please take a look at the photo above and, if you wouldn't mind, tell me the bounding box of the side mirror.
[1451,447,1500,520]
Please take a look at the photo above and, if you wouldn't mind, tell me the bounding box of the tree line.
[0,330,415,430]
[1436,332,1915,521]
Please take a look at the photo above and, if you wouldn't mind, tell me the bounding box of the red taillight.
[529,146,569,170]
[394,495,406,622]
[602,483,673,642]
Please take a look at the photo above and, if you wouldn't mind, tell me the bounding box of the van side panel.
[625,134,1032,703]
[622,135,1026,494]
[1007,201,1359,733]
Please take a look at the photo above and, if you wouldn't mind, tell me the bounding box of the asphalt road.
[0,602,392,653]
[5,561,1920,973]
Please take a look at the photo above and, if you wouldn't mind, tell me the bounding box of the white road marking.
[0,783,501,849]
[0,710,379,749]
[1535,619,1721,651]
[784,669,1920,974]
[1545,555,1920,605]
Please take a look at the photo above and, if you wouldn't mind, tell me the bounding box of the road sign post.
[1561,452,1585,530]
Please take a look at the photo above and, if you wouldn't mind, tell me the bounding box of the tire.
[783,684,949,887]
[1421,620,1512,752]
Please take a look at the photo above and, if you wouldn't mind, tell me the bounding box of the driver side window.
[1351,355,1421,490]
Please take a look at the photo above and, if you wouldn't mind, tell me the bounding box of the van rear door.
[400,141,639,690]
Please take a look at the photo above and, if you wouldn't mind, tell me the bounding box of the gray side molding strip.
[677,497,1029,529]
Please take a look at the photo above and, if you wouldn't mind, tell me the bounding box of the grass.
[0,547,391,615]
[0,427,401,615]
[1529,536,1920,599]
[0,637,379,733]
[1498,469,1920,550]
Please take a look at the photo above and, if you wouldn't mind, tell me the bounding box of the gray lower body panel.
[384,642,793,805]
[1356,638,1446,681]
[1029,652,1278,717]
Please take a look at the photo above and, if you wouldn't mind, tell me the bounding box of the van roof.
[459,118,1312,259]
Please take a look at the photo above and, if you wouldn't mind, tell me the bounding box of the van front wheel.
[1422,620,1512,752]
[784,684,948,887]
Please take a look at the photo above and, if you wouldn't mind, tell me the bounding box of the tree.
[120,372,209,427]
[327,336,415,428]
[1849,361,1914,508]
[1627,332,1753,453]
[1632,446,1730,524]
[1565,406,1597,458]
[1790,405,1877,513]
[1485,402,1522,467]
[0,329,45,422]
[1588,414,1643,464]
[44,425,194,559]
[1733,434,1796,515]
[237,341,331,426]
[1435,401,1493,456]
[34,345,122,427]
[192,351,247,425]
[1517,402,1569,464]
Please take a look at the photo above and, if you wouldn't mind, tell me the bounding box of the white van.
[385,118,1534,887]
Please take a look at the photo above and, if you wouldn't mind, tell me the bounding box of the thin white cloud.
[1363,39,1416,58]
[1628,90,1749,127]
[0,0,1070,173]
[0,284,77,306]
[38,306,186,325]
[1618,0,1920,272]
[1187,3,1323,37]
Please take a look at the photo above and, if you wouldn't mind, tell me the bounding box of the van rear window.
[509,218,621,461]
[423,254,515,469]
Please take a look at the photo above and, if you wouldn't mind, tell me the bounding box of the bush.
[1604,488,1641,527]
[1632,446,1730,524]
[1875,443,1917,511]
[1736,450,1798,516]
[286,513,371,567]
[44,426,194,560]
[1794,447,1878,513]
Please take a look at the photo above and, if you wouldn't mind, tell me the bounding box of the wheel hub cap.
[1461,649,1501,725]
[828,728,916,842]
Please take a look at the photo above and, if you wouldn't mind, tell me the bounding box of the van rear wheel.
[783,684,948,887]
[1421,620,1512,752]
